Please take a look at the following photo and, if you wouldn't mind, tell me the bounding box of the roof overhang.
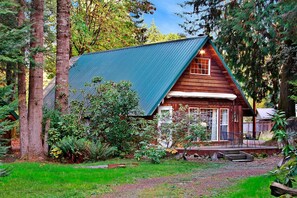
[166,91,237,100]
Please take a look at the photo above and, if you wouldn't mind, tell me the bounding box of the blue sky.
[143,0,189,35]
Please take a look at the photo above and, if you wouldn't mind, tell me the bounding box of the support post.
[253,98,256,139]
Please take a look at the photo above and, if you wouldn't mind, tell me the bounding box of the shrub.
[86,141,117,161]
[54,136,89,163]
[87,80,142,153]
[46,77,157,157]
[46,77,159,161]
[134,142,166,164]
[51,136,117,163]
[271,110,297,188]
[158,105,207,158]
[0,86,16,177]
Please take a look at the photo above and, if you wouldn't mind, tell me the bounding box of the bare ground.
[100,156,281,198]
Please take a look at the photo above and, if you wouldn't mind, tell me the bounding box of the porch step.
[225,153,247,160]
[218,151,254,162]
[223,150,240,154]
[232,159,254,162]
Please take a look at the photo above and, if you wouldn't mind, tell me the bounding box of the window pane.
[220,109,229,140]
[200,109,218,141]
[190,58,210,75]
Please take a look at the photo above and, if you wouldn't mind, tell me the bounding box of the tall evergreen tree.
[178,0,296,118]
[28,0,44,159]
[271,0,297,117]
[0,86,16,176]
[55,0,70,113]
[17,0,29,158]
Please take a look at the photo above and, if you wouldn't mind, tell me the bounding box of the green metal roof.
[44,36,208,115]
[44,36,252,116]
[209,41,254,115]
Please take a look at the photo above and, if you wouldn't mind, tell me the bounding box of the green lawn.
[0,159,207,198]
[214,175,276,198]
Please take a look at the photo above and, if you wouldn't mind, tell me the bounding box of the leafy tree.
[46,77,158,156]
[71,0,155,55]
[145,20,186,44]
[87,79,144,153]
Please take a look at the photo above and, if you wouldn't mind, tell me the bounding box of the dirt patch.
[100,156,281,198]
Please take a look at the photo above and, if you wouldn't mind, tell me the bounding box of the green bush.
[86,141,117,161]
[135,142,166,164]
[271,110,297,187]
[45,77,158,159]
[50,136,116,163]
[54,136,89,163]
[0,86,16,177]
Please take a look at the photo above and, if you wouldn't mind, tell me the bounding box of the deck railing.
[220,131,265,148]
[220,131,244,147]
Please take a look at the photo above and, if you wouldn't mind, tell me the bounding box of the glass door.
[200,109,218,141]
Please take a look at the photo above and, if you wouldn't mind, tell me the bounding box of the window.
[200,109,218,141]
[189,107,199,124]
[190,58,210,75]
[220,109,229,140]
[158,106,173,147]
[189,107,218,141]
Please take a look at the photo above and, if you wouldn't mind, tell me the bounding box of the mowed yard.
[0,156,281,198]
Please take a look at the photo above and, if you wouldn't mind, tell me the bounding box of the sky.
[143,0,189,35]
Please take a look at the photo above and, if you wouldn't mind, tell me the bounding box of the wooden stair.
[218,150,254,162]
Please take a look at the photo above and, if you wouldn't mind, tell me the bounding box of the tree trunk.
[28,0,44,160]
[55,0,70,113]
[279,44,297,118]
[17,0,29,159]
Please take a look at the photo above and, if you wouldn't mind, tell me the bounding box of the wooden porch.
[177,140,280,157]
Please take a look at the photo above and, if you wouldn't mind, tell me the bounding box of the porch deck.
[177,140,281,156]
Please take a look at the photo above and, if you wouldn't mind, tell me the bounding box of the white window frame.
[220,108,229,140]
[158,106,173,147]
[188,107,219,141]
[189,107,199,125]
[190,58,211,75]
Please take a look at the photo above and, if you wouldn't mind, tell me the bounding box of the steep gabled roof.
[44,36,252,116]
[209,41,253,115]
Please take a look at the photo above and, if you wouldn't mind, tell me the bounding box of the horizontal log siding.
[170,42,250,115]
[172,43,234,94]
[161,97,242,142]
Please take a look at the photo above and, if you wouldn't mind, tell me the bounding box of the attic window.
[190,58,210,75]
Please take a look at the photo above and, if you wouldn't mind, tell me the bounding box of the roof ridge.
[82,36,208,56]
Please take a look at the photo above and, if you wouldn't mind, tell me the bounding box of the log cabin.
[44,36,253,146]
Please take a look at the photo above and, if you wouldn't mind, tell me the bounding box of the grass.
[213,174,277,198]
[140,183,187,197]
[0,159,209,198]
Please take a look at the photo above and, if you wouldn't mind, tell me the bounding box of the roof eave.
[146,36,209,116]
[209,40,254,116]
